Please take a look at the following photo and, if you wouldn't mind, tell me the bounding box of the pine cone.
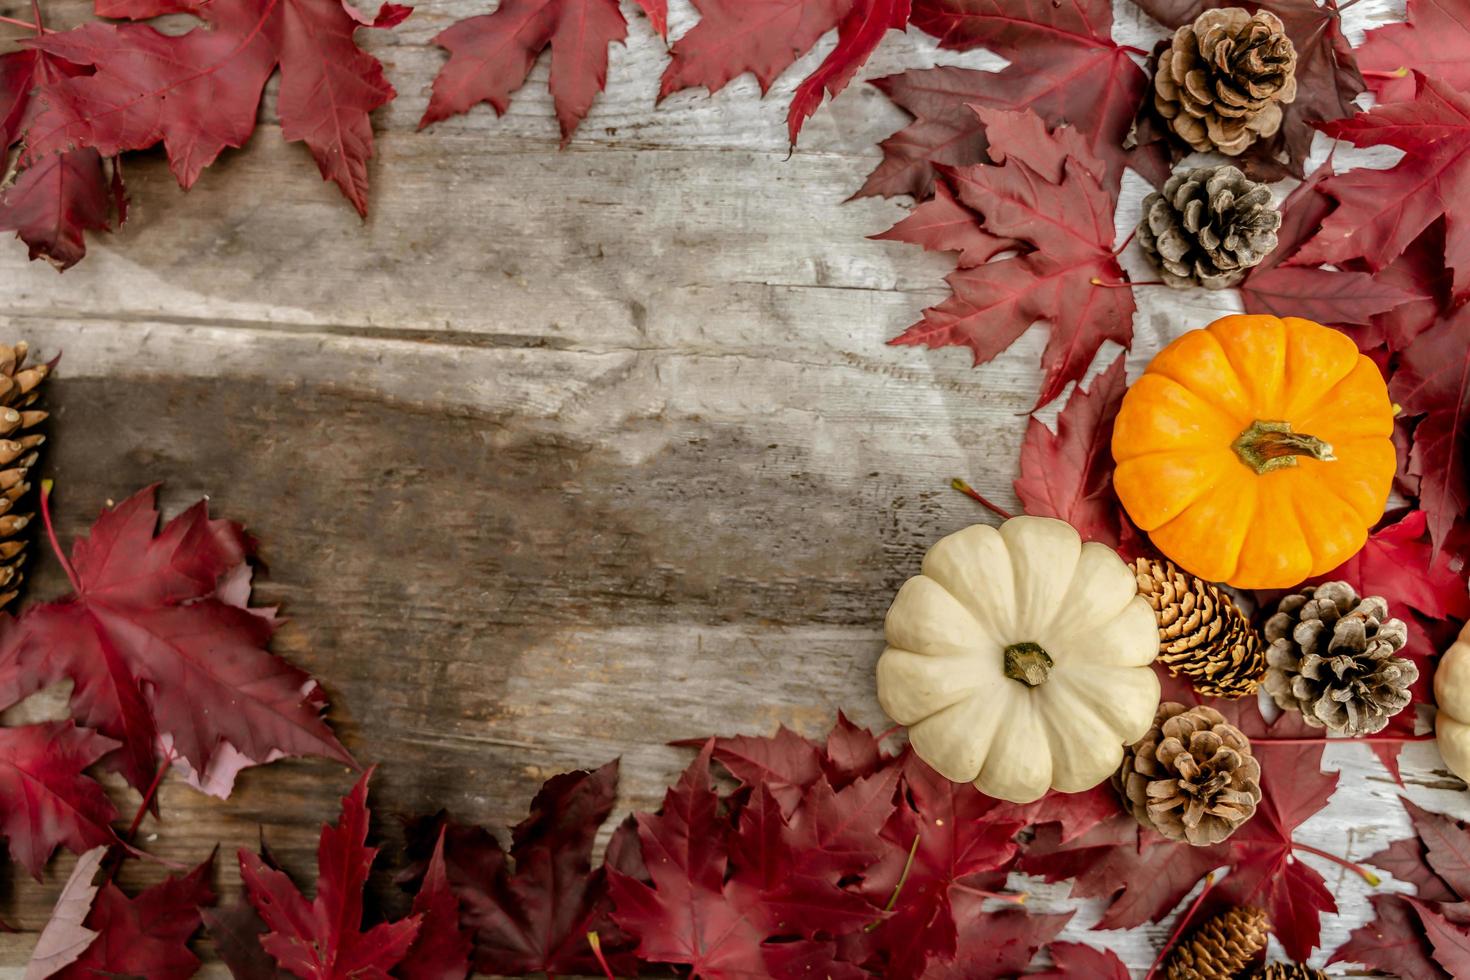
[1116,702,1261,845]
[1138,165,1281,289]
[0,343,47,610]
[1153,7,1299,155]
[1133,557,1265,698]
[1263,581,1416,736]
[1165,906,1270,980]
[1256,964,1329,980]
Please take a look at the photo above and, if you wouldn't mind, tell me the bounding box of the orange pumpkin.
[1111,314,1395,589]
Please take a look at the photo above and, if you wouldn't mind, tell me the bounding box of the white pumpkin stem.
[1003,642,1053,687]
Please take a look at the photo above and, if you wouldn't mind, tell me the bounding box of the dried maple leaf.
[0,722,116,879]
[1388,308,1470,556]
[1241,163,1425,331]
[861,0,1168,198]
[240,769,423,978]
[400,760,636,978]
[0,47,122,269]
[4,486,350,797]
[1130,0,1363,181]
[1032,940,1131,979]
[23,0,408,217]
[883,107,1135,409]
[421,0,665,142]
[1014,354,1146,557]
[1357,0,1470,103]
[1298,73,1470,299]
[609,742,876,979]
[54,855,215,980]
[24,845,106,979]
[658,0,910,145]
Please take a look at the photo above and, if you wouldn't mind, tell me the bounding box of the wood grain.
[0,0,1453,974]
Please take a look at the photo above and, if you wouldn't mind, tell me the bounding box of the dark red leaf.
[1364,834,1457,904]
[403,760,633,977]
[10,486,350,796]
[921,904,1072,979]
[1299,73,1470,299]
[1317,511,1470,621]
[1032,940,1131,979]
[1400,800,1470,899]
[395,830,471,980]
[201,895,288,980]
[0,148,118,271]
[684,724,825,815]
[0,722,116,879]
[1388,309,1470,555]
[860,0,1166,197]
[1412,898,1470,977]
[787,0,912,144]
[1014,354,1142,555]
[883,108,1134,409]
[1331,892,1448,980]
[25,0,403,216]
[1357,0,1470,103]
[240,769,422,979]
[870,180,1019,268]
[55,855,215,980]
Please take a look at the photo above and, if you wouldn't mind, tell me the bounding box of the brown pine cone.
[1133,557,1265,698]
[1263,581,1416,736]
[1116,702,1261,845]
[0,343,47,610]
[1153,7,1299,155]
[1256,964,1329,980]
[1165,906,1270,980]
[1138,165,1281,289]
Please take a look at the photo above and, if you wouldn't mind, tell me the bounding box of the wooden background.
[0,0,1461,974]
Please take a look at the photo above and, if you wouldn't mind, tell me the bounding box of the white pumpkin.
[876,516,1161,804]
[1434,619,1470,784]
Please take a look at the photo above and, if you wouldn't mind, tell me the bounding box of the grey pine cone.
[1154,7,1299,155]
[1139,165,1281,289]
[1263,581,1417,736]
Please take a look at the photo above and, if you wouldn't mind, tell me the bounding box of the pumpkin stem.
[1003,642,1053,687]
[1232,420,1335,475]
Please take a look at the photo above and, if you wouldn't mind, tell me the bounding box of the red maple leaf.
[1318,510,1470,622]
[396,830,471,980]
[1241,163,1426,331]
[0,46,123,269]
[1388,308,1470,555]
[240,769,422,978]
[609,742,877,979]
[1297,73,1470,299]
[1032,941,1131,979]
[54,855,215,980]
[3,486,350,797]
[1014,354,1145,556]
[658,0,910,145]
[1331,893,1449,980]
[860,0,1168,198]
[1412,899,1470,978]
[23,0,408,217]
[1357,0,1470,103]
[1130,0,1363,181]
[919,904,1072,979]
[882,107,1134,409]
[401,760,636,978]
[421,0,666,143]
[0,721,116,879]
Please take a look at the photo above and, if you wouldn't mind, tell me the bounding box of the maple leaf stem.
[38,481,81,594]
[28,0,41,31]
[587,932,616,980]
[0,12,48,32]
[950,478,1014,520]
[1252,733,1435,744]
[1091,277,1163,288]
[1293,841,1381,886]
[866,833,921,931]
[1112,228,1137,256]
[123,750,173,845]
[1144,872,1215,980]
[1120,43,1150,56]
[1362,67,1410,79]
